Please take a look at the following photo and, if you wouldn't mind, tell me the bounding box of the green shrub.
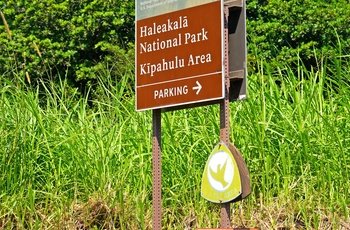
[247,0,350,70]
[0,0,134,93]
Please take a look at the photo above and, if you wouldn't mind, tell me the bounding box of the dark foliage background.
[1,0,349,95]
[0,0,134,95]
[246,0,350,71]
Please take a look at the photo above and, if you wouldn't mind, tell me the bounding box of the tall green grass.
[234,56,350,229]
[0,54,349,229]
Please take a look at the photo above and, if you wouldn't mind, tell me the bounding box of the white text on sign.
[140,53,212,77]
[154,85,188,99]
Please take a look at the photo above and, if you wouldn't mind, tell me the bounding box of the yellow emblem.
[201,142,242,203]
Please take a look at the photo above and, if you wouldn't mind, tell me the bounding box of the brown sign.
[136,1,224,111]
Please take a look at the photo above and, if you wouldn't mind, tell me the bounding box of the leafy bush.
[0,0,134,93]
[246,0,350,70]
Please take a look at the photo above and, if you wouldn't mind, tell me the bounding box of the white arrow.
[192,81,202,95]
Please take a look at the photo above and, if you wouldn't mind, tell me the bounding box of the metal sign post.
[152,109,162,229]
[219,5,231,228]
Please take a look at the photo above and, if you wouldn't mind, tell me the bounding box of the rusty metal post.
[220,5,231,228]
[152,109,162,229]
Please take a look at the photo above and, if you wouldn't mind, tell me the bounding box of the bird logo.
[207,151,234,191]
[209,159,228,188]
